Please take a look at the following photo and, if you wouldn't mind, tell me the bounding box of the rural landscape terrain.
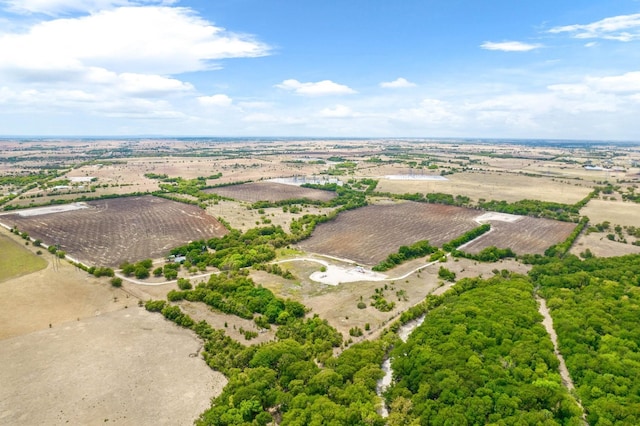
[1,137,640,425]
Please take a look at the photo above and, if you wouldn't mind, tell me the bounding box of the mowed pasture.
[298,201,480,265]
[0,196,227,267]
[0,233,47,282]
[204,181,337,203]
[463,216,576,255]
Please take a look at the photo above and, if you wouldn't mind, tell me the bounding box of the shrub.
[110,277,123,287]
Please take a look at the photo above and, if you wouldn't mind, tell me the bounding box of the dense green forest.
[532,255,640,425]
[387,275,583,425]
[145,272,392,425]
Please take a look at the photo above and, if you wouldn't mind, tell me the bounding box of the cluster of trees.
[477,199,580,222]
[442,223,491,251]
[531,254,640,425]
[120,258,153,279]
[387,275,583,425]
[253,263,295,280]
[373,240,438,271]
[145,292,390,425]
[166,271,306,325]
[452,246,516,262]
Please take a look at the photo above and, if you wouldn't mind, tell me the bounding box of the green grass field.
[0,234,47,282]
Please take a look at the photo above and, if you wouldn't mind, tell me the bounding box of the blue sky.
[0,0,639,140]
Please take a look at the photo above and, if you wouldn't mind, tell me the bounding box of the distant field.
[298,201,480,265]
[204,181,336,203]
[581,199,640,227]
[0,196,228,267]
[0,234,46,282]
[375,171,591,204]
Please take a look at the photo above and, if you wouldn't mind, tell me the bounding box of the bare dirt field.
[464,216,576,255]
[0,308,226,426]
[297,201,480,265]
[374,171,592,204]
[0,195,227,267]
[204,181,336,203]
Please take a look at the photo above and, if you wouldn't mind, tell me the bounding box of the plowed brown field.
[463,216,576,255]
[0,196,227,267]
[298,201,480,265]
[204,181,336,203]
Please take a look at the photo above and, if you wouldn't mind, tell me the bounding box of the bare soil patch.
[0,195,227,267]
[204,181,336,203]
[465,216,576,255]
[297,201,480,265]
[0,308,226,426]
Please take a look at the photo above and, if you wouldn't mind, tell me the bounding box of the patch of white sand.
[475,212,522,222]
[309,263,387,286]
[9,202,89,217]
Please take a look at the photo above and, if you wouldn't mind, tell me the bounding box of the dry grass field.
[581,199,640,227]
[375,171,592,204]
[570,233,640,258]
[0,196,227,266]
[0,308,226,426]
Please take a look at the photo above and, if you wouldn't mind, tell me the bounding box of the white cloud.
[1,0,177,15]
[549,13,640,42]
[480,41,542,52]
[394,98,461,125]
[380,77,416,89]
[198,94,232,107]
[276,79,356,96]
[319,104,354,118]
[237,101,272,109]
[585,71,640,93]
[0,6,270,76]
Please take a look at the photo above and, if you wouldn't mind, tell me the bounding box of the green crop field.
[0,234,47,282]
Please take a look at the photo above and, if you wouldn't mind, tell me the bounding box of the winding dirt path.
[537,295,588,423]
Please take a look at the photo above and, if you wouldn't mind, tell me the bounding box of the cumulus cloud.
[198,94,233,107]
[549,13,640,42]
[480,41,542,52]
[380,77,416,89]
[0,6,270,76]
[0,5,269,122]
[319,104,354,118]
[276,79,356,96]
[585,71,640,93]
[1,0,177,15]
